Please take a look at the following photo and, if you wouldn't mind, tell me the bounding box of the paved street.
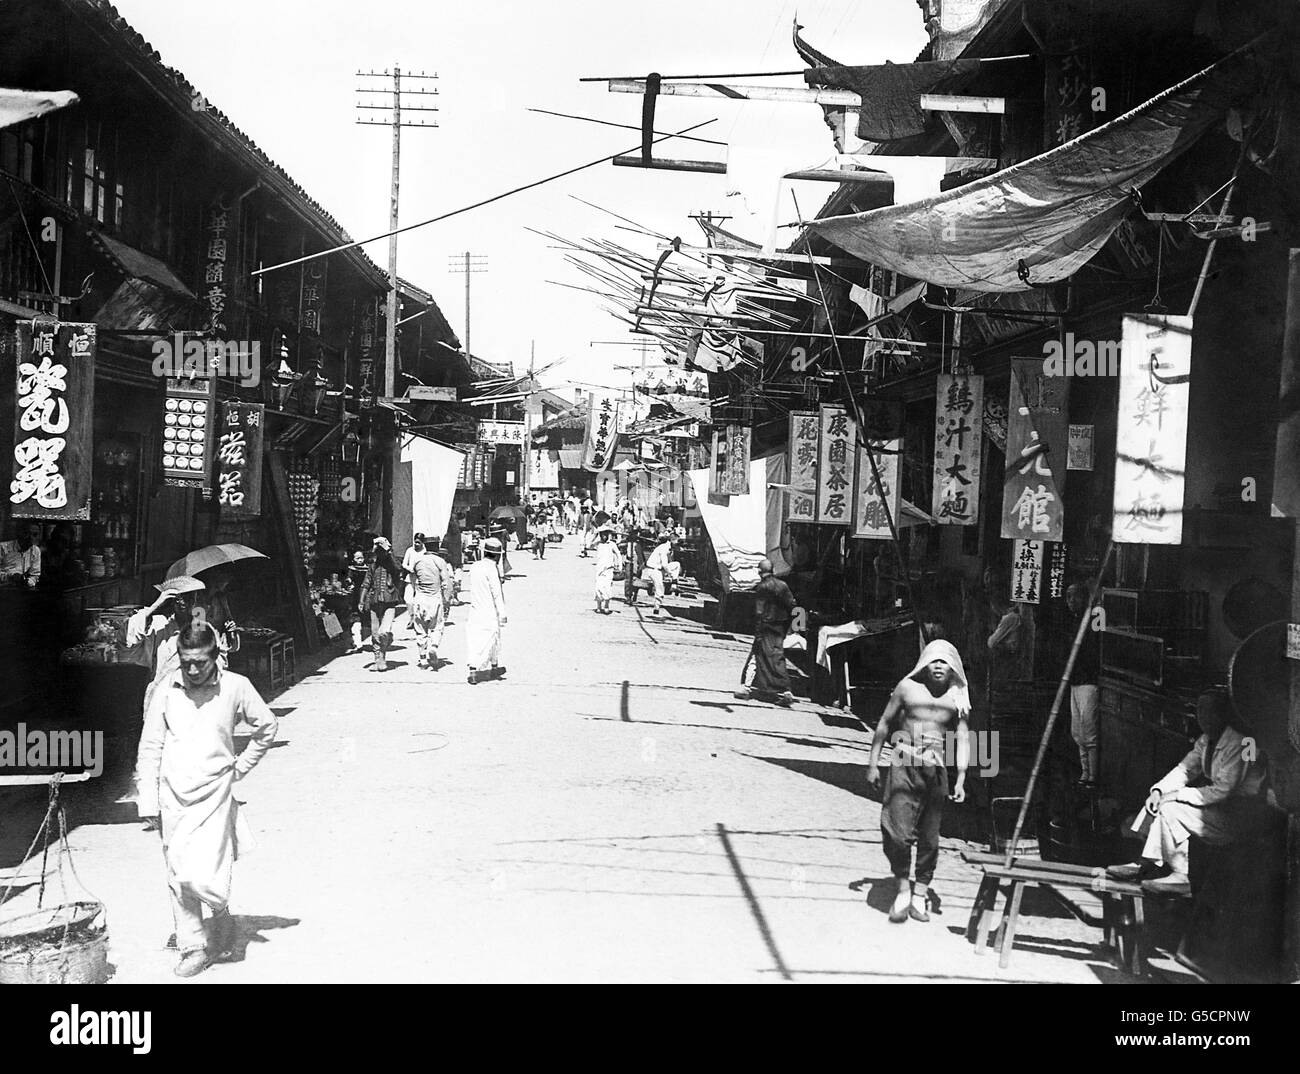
[6,540,1164,983]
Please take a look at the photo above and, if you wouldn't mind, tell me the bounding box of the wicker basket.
[0,901,109,984]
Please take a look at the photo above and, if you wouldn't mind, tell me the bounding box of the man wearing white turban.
[866,640,971,924]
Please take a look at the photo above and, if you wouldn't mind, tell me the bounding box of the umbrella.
[165,543,268,580]
[489,506,525,521]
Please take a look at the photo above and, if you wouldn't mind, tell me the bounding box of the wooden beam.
[608,79,863,107]
[611,155,727,174]
[920,94,1021,115]
[654,244,857,268]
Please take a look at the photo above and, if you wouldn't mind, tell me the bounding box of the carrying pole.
[1002,539,1115,868]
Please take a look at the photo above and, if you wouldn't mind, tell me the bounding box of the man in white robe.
[466,538,507,684]
[137,623,278,977]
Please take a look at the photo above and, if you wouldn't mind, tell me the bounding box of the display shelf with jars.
[88,435,144,581]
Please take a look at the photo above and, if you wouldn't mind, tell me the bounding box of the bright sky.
[114,0,927,395]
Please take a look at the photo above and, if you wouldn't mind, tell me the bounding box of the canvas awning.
[808,40,1268,292]
[0,88,77,130]
[558,448,584,470]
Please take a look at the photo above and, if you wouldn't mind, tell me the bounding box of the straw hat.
[483,537,504,556]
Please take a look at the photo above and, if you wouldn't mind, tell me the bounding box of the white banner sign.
[787,410,819,521]
[1113,314,1192,544]
[816,405,855,525]
[478,420,525,445]
[582,393,620,472]
[1012,539,1044,604]
[933,373,983,524]
[854,439,902,540]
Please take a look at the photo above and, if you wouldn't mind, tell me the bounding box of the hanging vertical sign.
[1002,357,1070,542]
[1114,314,1193,544]
[1011,539,1044,604]
[720,424,751,495]
[1048,542,1067,599]
[854,400,903,540]
[816,405,855,525]
[301,259,327,336]
[11,322,96,520]
[582,393,619,472]
[162,373,218,492]
[933,373,984,524]
[203,198,231,335]
[1067,424,1095,470]
[787,410,819,521]
[216,401,264,519]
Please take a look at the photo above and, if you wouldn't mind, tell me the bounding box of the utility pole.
[356,65,439,399]
[448,252,488,359]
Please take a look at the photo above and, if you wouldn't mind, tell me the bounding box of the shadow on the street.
[846,874,902,916]
[750,755,989,843]
[583,713,871,753]
[220,913,302,964]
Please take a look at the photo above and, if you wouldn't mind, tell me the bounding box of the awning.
[91,231,194,297]
[558,448,584,469]
[809,40,1268,292]
[0,88,77,131]
[89,231,196,331]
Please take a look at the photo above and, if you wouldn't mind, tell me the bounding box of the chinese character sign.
[787,411,819,521]
[216,402,264,518]
[203,199,231,334]
[1068,425,1095,471]
[720,425,751,496]
[162,374,217,492]
[933,374,983,525]
[816,405,855,525]
[1113,314,1192,545]
[1001,358,1070,542]
[477,421,526,446]
[300,259,327,336]
[11,323,95,520]
[582,394,619,472]
[530,447,560,490]
[854,437,901,540]
[1048,542,1067,599]
[1012,539,1044,604]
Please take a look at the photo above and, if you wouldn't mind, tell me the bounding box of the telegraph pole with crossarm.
[356,65,438,399]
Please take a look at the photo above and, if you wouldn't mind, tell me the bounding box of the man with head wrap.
[734,558,797,707]
[866,640,971,924]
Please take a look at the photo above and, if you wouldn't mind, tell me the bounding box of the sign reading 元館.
[1001,357,1069,542]
[933,373,983,524]
[11,322,95,520]
[787,410,819,521]
[816,405,855,525]
[1113,314,1192,544]
[216,401,264,519]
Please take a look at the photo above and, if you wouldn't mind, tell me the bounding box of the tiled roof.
[67,0,387,285]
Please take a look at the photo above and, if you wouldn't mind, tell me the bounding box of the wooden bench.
[961,850,1148,974]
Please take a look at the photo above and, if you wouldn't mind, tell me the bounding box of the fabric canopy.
[394,435,464,551]
[0,88,78,130]
[809,41,1267,292]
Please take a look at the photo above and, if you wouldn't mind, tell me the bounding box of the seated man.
[1107,688,1268,897]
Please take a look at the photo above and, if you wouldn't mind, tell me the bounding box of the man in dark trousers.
[734,558,796,707]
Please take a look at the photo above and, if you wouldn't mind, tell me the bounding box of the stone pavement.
[1,537,1186,983]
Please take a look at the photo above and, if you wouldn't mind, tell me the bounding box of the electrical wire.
[251,118,719,277]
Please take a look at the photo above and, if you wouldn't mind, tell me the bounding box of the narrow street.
[27,539,1138,984]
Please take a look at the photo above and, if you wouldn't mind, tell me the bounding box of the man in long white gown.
[136,622,279,977]
[466,537,507,684]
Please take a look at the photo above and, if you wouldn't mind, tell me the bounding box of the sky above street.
[114,0,927,394]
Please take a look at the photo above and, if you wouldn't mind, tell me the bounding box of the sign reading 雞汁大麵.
[933,374,983,525]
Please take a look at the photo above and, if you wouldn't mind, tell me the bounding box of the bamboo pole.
[1002,539,1116,868]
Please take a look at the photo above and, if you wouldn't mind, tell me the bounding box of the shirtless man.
[866,640,971,923]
